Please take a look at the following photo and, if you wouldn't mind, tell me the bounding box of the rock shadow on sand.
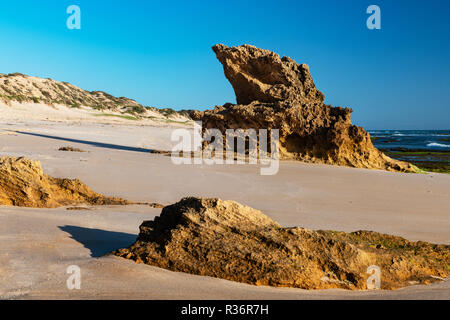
[59,225,137,258]
[15,131,156,154]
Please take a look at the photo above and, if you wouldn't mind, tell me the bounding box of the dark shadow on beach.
[59,225,137,257]
[15,131,161,154]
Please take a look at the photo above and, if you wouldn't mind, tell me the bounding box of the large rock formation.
[0,157,129,208]
[115,197,449,290]
[192,44,416,172]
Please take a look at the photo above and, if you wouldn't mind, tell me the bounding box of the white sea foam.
[426,142,450,148]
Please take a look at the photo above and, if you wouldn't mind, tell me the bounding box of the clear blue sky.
[0,0,449,129]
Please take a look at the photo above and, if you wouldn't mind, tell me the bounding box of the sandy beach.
[2,2,450,314]
[1,117,449,299]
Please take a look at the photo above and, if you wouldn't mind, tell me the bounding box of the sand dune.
[0,101,191,126]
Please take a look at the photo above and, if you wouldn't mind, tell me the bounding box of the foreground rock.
[0,157,129,208]
[192,44,416,172]
[114,197,449,290]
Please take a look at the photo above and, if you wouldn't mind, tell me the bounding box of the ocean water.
[368,130,450,151]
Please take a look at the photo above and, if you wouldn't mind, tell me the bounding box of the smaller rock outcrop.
[114,197,449,290]
[0,156,129,208]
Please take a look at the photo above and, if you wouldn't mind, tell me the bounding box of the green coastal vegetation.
[381,148,450,174]
[414,163,450,174]
[0,74,191,122]
[370,136,400,143]
[94,113,138,121]
[388,150,448,156]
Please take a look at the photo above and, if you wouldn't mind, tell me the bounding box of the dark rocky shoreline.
[379,148,450,173]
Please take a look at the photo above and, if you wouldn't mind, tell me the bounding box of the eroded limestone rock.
[192,44,416,172]
[115,197,449,290]
[0,156,130,208]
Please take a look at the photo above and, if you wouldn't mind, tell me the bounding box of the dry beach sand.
[0,115,449,299]
[0,46,449,299]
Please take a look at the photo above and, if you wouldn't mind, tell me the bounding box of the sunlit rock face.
[191,44,415,172]
[115,197,450,290]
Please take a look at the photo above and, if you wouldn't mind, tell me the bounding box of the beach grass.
[163,119,190,124]
[94,113,138,120]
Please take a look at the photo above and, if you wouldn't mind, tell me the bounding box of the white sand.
[0,115,449,300]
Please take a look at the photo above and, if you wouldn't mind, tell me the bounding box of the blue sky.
[0,0,449,129]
